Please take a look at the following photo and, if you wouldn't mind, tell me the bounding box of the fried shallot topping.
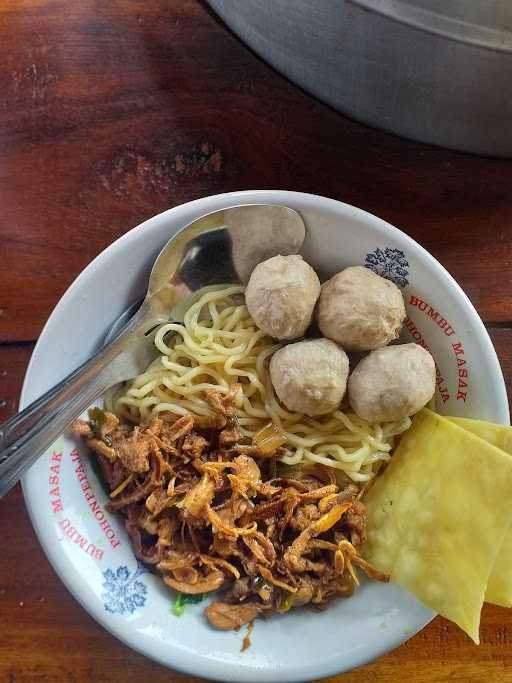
[73,393,387,630]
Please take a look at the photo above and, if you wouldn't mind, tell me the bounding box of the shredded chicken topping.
[73,395,388,631]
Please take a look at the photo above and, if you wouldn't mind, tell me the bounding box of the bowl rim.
[20,190,509,681]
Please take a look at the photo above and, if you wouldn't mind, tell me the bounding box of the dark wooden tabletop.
[1,2,512,681]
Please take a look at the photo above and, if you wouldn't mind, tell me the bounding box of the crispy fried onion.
[158,553,240,594]
[74,403,387,630]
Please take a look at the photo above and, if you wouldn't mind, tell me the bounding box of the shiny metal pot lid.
[356,0,512,50]
[207,0,512,155]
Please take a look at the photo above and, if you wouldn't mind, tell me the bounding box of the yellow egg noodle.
[110,286,410,482]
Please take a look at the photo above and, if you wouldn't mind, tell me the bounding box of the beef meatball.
[228,206,305,283]
[318,266,406,351]
[348,343,436,422]
[269,338,349,416]
[246,255,320,340]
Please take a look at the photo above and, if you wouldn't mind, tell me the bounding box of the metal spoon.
[0,204,306,498]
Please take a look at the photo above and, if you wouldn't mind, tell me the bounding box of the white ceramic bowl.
[21,191,509,682]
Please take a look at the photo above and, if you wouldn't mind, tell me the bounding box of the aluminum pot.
[207,0,512,157]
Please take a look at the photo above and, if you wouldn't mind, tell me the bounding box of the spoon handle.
[0,306,150,498]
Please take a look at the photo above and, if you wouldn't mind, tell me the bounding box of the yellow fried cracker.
[449,417,512,607]
[364,409,512,643]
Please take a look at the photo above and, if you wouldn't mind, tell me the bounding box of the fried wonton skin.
[449,417,512,608]
[363,409,512,643]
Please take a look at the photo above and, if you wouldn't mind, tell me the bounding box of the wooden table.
[1,2,511,681]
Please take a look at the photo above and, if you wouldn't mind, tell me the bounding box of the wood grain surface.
[0,1,511,681]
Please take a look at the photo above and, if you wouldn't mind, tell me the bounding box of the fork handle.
[0,306,150,499]
[0,347,119,498]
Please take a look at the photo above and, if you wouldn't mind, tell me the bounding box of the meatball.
[348,343,436,422]
[246,255,320,340]
[270,338,349,416]
[228,206,305,283]
[318,266,406,351]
